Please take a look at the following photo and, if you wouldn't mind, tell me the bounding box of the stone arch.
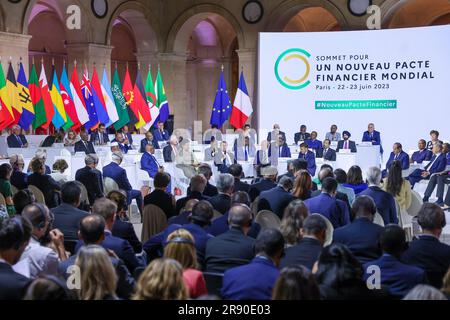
[265,0,348,31]
[283,6,342,32]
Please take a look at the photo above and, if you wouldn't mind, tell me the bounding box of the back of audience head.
[302,214,327,246]
[107,190,127,214]
[352,195,377,221]
[79,215,106,244]
[61,181,82,207]
[0,163,12,180]
[24,276,74,300]
[198,164,212,180]
[280,200,309,246]
[164,229,197,270]
[216,173,234,194]
[292,170,312,199]
[321,177,338,195]
[111,151,124,164]
[293,159,308,173]
[261,166,278,181]
[85,154,99,167]
[403,284,447,300]
[21,203,51,238]
[278,176,293,192]
[52,159,68,174]
[133,258,188,300]
[366,166,381,186]
[231,191,251,207]
[190,200,213,227]
[386,160,403,196]
[255,228,285,267]
[333,169,347,184]
[75,245,117,300]
[347,165,364,185]
[380,224,407,258]
[318,167,333,183]
[9,154,24,171]
[30,158,45,174]
[228,204,252,232]
[189,175,207,193]
[228,164,243,179]
[92,198,117,226]
[272,266,320,300]
[417,203,446,236]
[0,216,32,264]
[154,172,171,190]
[182,199,199,214]
[13,189,35,215]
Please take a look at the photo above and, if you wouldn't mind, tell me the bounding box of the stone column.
[66,43,113,78]
[135,50,159,73]
[0,31,32,77]
[236,49,257,128]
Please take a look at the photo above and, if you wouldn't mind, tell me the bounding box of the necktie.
[279,146,282,156]
[17,135,22,147]
[394,154,398,160]
[245,147,248,161]
[99,133,103,145]
[262,151,268,164]
[345,141,348,149]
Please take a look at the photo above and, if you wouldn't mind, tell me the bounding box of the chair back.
[212,209,222,221]
[310,213,334,246]
[202,272,224,298]
[373,212,385,227]
[407,190,423,217]
[0,193,5,205]
[28,185,46,204]
[104,177,119,194]
[255,210,281,230]
[141,204,168,243]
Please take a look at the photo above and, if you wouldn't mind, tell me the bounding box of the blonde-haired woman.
[133,258,188,300]
[164,229,207,298]
[75,245,118,300]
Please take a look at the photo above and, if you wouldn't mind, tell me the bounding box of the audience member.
[407,142,447,188]
[175,175,208,215]
[140,131,159,153]
[74,131,96,154]
[9,154,28,190]
[292,170,312,200]
[411,139,433,164]
[334,168,355,205]
[75,154,104,205]
[50,159,69,184]
[13,189,35,215]
[207,173,234,214]
[258,176,295,218]
[27,158,61,208]
[144,172,175,218]
[403,284,447,300]
[383,160,412,210]
[248,166,277,202]
[343,165,368,194]
[272,265,320,300]
[169,199,199,226]
[0,163,16,216]
[7,125,28,148]
[229,164,250,193]
[280,200,309,247]
[24,276,74,300]
[298,143,316,176]
[383,143,410,178]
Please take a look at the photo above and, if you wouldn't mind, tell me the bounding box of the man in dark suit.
[234,136,256,162]
[59,214,135,299]
[175,175,209,214]
[333,195,384,264]
[298,143,316,176]
[168,199,198,226]
[153,121,170,143]
[205,204,255,273]
[305,131,323,156]
[214,141,236,174]
[0,216,32,300]
[27,158,61,209]
[229,164,250,193]
[7,125,28,148]
[90,123,110,145]
[140,131,160,153]
[74,131,96,154]
[144,172,175,218]
[362,123,383,153]
[407,143,448,188]
[103,152,143,215]
[267,124,286,143]
[293,124,310,145]
[402,203,450,288]
[411,139,433,164]
[51,182,89,243]
[197,164,218,197]
[304,177,350,228]
[276,135,291,158]
[163,135,179,163]
[281,214,327,270]
[318,139,336,161]
[248,166,278,202]
[75,154,104,205]
[141,143,162,179]
[207,173,234,214]
[310,167,351,211]
[121,125,133,145]
[359,166,398,225]
[9,154,28,190]
[222,229,284,300]
[363,225,427,298]
[336,131,357,153]
[383,143,410,177]
[203,125,222,144]
[112,132,132,154]
[258,176,295,218]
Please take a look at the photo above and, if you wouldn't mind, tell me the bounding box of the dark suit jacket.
[298,151,317,176]
[140,138,159,153]
[152,129,170,142]
[402,235,450,288]
[276,144,292,158]
[207,212,261,239]
[187,182,218,198]
[27,173,61,208]
[336,140,357,153]
[304,193,350,228]
[140,152,160,179]
[222,257,279,300]
[248,179,277,202]
[74,140,96,154]
[75,166,104,205]
[267,131,286,142]
[205,227,255,273]
[411,149,433,163]
[258,186,295,218]
[90,132,110,144]
[362,130,383,153]
[163,145,178,163]
[112,217,143,253]
[51,203,89,242]
[144,189,175,218]
[386,151,410,171]
[41,135,57,147]
[233,178,250,193]
[7,134,27,148]
[319,148,337,161]
[280,237,323,270]
[294,132,311,145]
[103,162,132,191]
[311,189,351,213]
[359,186,398,225]
[175,191,209,215]
[363,254,427,298]
[207,193,232,214]
[10,170,28,190]
[0,262,31,300]
[333,218,384,264]
[111,139,132,154]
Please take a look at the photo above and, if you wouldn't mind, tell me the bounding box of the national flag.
[154,68,170,126]
[0,61,15,131]
[38,63,55,129]
[210,69,232,128]
[60,64,81,130]
[91,66,110,126]
[111,68,129,130]
[122,67,139,128]
[6,62,21,125]
[230,71,253,129]
[143,67,158,130]
[16,62,35,129]
[49,66,71,130]
[100,68,119,127]
[30,63,46,129]
[81,70,99,131]
[70,65,89,127]
[133,68,151,129]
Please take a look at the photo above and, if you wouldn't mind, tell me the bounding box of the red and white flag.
[230,72,253,129]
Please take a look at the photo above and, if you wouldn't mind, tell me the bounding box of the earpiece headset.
[167,236,195,246]
[32,203,47,230]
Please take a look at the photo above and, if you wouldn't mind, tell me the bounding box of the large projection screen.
[258,26,450,153]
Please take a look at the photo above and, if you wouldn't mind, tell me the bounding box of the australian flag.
[210,70,232,128]
[81,72,98,131]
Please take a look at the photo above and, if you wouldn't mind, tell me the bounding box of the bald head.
[228,204,252,230]
[318,168,333,183]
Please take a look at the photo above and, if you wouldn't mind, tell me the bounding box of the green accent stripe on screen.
[315,100,397,110]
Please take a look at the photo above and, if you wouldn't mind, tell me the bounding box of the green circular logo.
[275,48,312,90]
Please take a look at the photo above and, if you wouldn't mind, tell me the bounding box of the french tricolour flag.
[230,71,253,129]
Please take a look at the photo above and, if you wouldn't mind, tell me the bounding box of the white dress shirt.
[18,236,59,279]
